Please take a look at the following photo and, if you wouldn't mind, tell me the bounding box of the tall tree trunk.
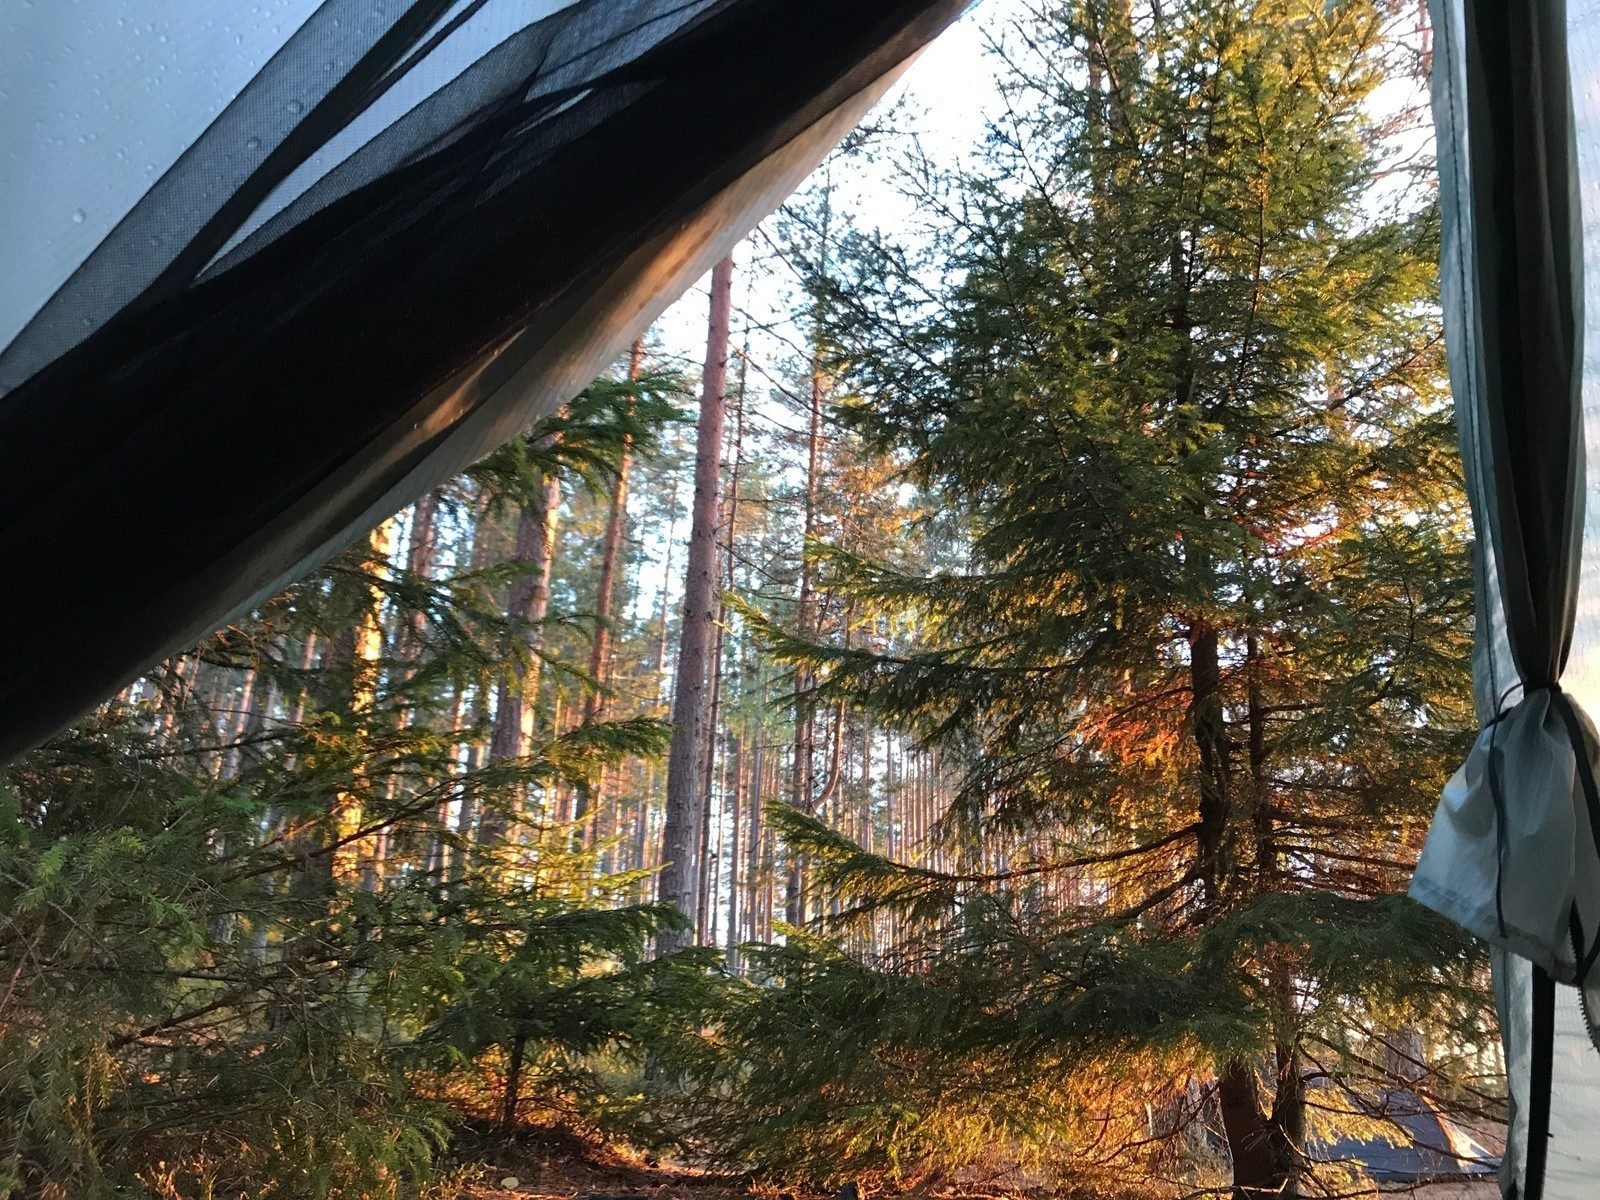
[657,255,734,954]
[703,721,727,945]
[378,491,442,869]
[154,654,193,748]
[450,484,497,850]
[270,522,393,1019]
[727,719,746,967]
[785,347,826,927]
[654,478,681,708]
[501,1034,527,1136]
[698,624,725,940]
[1217,1059,1300,1199]
[447,690,478,881]
[335,518,397,889]
[486,452,562,839]
[574,342,645,837]
[747,682,767,948]
[1244,634,1276,892]
[1190,623,1230,910]
[699,342,749,939]
[220,667,264,779]
[401,489,441,658]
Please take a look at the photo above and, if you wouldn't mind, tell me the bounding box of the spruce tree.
[719,2,1490,1195]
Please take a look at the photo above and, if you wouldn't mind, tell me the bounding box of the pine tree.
[572,339,648,840]
[659,255,736,954]
[717,2,1490,1195]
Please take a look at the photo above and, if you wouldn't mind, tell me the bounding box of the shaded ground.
[453,1126,747,1200]
[454,1126,1503,1200]
[460,1165,1497,1200]
[464,1161,743,1200]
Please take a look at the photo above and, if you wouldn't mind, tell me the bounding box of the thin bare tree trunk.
[698,644,724,939]
[746,733,764,948]
[486,451,562,839]
[575,341,645,840]
[785,342,827,928]
[335,518,397,889]
[653,478,680,708]
[154,654,193,748]
[220,667,262,779]
[657,254,734,955]
[727,718,746,967]
[401,490,441,657]
[448,486,497,865]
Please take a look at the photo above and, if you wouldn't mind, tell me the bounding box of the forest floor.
[461,1157,743,1200]
[452,1126,746,1200]
[458,1163,1496,1200]
[452,1128,1500,1200]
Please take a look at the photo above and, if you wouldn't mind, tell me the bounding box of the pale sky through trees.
[635,1,1016,624]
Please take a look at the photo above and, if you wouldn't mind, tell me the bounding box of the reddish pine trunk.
[657,255,733,954]
[727,720,746,964]
[1190,621,1229,910]
[335,518,397,888]
[401,489,441,658]
[1192,624,1300,1196]
[1217,1057,1301,1199]
[491,469,561,764]
[697,378,746,937]
[747,681,767,947]
[653,479,680,706]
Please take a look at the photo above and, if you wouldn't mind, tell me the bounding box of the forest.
[0,1,1502,1198]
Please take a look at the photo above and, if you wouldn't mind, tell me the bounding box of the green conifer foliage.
[707,2,1494,1194]
[0,372,702,1199]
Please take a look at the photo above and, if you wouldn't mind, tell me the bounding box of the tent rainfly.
[1312,1089,1498,1184]
[0,0,965,763]
[4,1,1600,1197]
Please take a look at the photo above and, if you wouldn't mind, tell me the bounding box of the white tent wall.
[0,0,321,349]
[0,1,660,347]
[1489,952,1600,1196]
[0,0,708,385]
[1547,1,1600,1191]
[1418,0,1600,1195]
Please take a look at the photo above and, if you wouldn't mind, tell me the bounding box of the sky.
[622,3,1020,626]
[647,1,1015,368]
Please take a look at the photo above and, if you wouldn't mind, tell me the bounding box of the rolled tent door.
[1410,0,1600,1195]
[0,0,967,763]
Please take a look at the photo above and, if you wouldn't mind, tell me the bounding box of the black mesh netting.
[0,0,965,761]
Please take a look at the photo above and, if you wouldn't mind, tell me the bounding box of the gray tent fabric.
[1313,1089,1498,1184]
[1497,949,1600,1195]
[1408,0,1600,1196]
[0,0,968,763]
[1408,0,1597,988]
